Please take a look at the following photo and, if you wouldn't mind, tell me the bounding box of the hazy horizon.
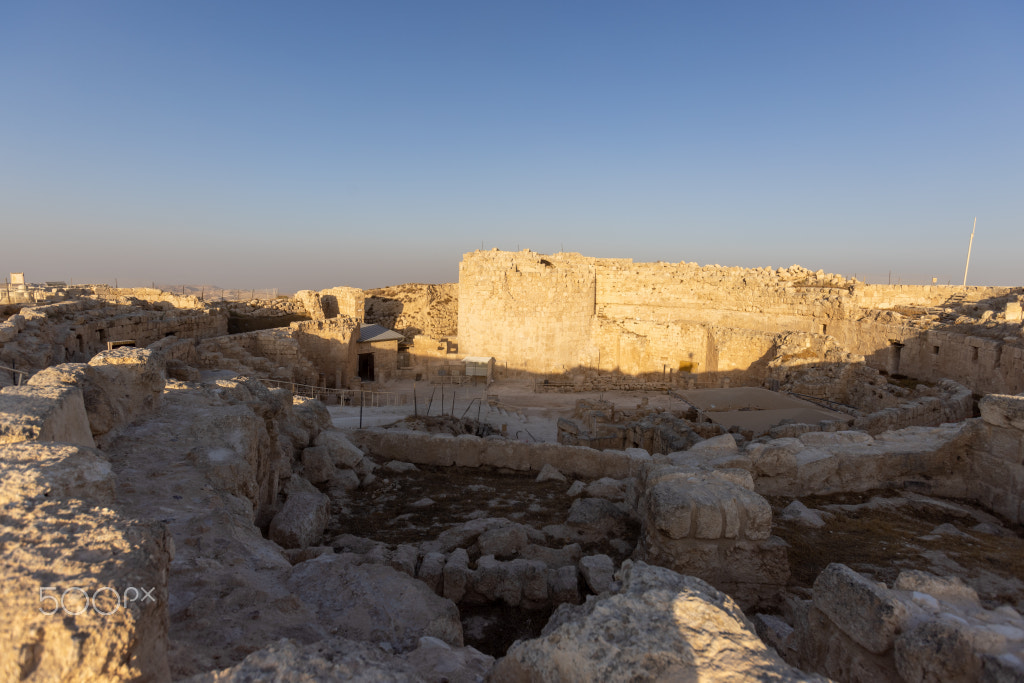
[2,2,1021,292]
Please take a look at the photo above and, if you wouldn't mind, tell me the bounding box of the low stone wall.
[634,465,787,609]
[745,425,975,499]
[969,393,1024,524]
[851,379,974,435]
[351,428,652,480]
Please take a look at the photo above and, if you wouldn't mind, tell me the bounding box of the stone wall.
[854,283,1018,310]
[358,339,399,383]
[291,317,359,388]
[458,251,597,374]
[197,329,319,385]
[350,428,651,480]
[851,380,974,435]
[969,393,1024,524]
[319,286,364,321]
[457,250,1024,394]
[0,297,227,383]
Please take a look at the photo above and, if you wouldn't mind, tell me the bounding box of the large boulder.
[491,560,819,682]
[288,555,463,653]
[269,475,330,549]
[181,636,494,683]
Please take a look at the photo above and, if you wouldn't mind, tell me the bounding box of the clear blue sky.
[1,1,1021,291]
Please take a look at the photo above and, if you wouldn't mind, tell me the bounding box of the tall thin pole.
[963,217,977,288]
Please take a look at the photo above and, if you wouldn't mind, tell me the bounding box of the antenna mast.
[962,217,976,288]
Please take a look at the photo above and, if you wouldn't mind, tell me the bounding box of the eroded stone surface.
[491,561,820,682]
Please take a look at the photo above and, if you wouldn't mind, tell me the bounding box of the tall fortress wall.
[459,249,1024,394]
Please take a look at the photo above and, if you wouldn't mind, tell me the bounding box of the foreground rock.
[761,562,1024,682]
[491,560,820,682]
[183,636,494,683]
[288,554,464,653]
[0,442,172,683]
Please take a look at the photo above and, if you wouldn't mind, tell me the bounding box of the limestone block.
[390,544,419,577]
[985,425,1024,465]
[269,475,330,549]
[741,436,802,479]
[417,552,447,594]
[402,636,494,683]
[0,441,113,505]
[312,429,364,468]
[536,462,566,482]
[288,555,463,652]
[584,477,627,501]
[894,619,980,682]
[547,565,580,605]
[793,447,839,490]
[579,554,615,594]
[980,394,1024,431]
[87,346,166,421]
[0,321,18,343]
[564,497,630,542]
[442,549,471,603]
[892,570,980,607]
[520,543,582,568]
[492,561,817,683]
[683,433,739,458]
[300,445,336,484]
[290,396,331,441]
[566,480,586,497]
[779,500,829,528]
[452,433,484,467]
[812,563,910,654]
[644,472,772,541]
[0,384,95,447]
[477,524,529,559]
[473,556,531,606]
[329,469,360,491]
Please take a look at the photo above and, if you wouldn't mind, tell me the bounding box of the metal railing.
[259,378,410,406]
[0,365,30,386]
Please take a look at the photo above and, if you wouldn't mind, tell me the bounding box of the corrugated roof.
[358,324,404,343]
[463,356,494,363]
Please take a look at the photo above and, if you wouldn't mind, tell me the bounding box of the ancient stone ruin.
[2,251,1024,681]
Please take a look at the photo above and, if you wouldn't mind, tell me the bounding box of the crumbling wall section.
[292,317,359,388]
[970,393,1024,524]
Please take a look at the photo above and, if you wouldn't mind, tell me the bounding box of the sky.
[1,1,1021,291]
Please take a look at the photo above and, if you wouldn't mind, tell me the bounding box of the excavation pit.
[323,462,640,656]
[771,489,1024,611]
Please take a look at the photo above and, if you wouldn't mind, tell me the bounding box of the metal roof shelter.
[358,324,405,343]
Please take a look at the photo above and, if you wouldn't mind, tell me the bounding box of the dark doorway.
[889,341,904,377]
[358,353,375,382]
